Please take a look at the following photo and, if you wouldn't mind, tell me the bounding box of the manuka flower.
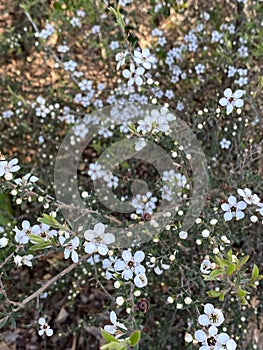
[84,223,115,256]
[219,88,244,114]
[198,303,225,327]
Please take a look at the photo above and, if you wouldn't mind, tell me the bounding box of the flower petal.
[134,250,145,262]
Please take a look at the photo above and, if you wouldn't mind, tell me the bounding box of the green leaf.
[237,288,247,298]
[227,263,236,276]
[0,316,8,329]
[227,250,233,262]
[129,330,141,346]
[218,292,225,301]
[29,241,52,251]
[38,214,61,229]
[101,329,119,343]
[29,234,45,244]
[0,193,13,226]
[251,264,259,281]
[207,290,222,298]
[214,257,229,267]
[207,269,223,279]
[101,342,127,350]
[9,315,16,329]
[239,255,250,267]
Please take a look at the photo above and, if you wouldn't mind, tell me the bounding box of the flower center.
[207,336,217,346]
[209,312,219,323]
[127,260,135,268]
[228,96,234,103]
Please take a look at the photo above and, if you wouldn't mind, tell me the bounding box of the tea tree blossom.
[115,250,146,280]
[88,163,105,180]
[131,191,157,216]
[195,326,237,350]
[30,223,57,242]
[219,88,244,114]
[64,60,77,72]
[220,138,231,149]
[13,220,32,245]
[200,259,212,274]
[122,64,145,86]
[14,254,33,267]
[102,255,118,279]
[59,232,80,263]
[134,48,155,69]
[115,50,128,70]
[104,311,127,338]
[37,23,55,40]
[221,195,247,221]
[14,173,39,189]
[84,223,115,256]
[38,317,53,337]
[198,303,225,327]
[237,188,261,206]
[0,158,20,180]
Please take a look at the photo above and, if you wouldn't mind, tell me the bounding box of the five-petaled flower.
[122,63,145,86]
[198,303,225,327]
[115,250,146,280]
[59,231,80,263]
[221,195,247,221]
[219,88,244,114]
[84,223,115,256]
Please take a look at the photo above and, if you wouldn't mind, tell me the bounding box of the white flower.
[0,237,8,248]
[88,163,105,180]
[114,250,146,280]
[195,326,237,350]
[137,115,154,134]
[13,220,32,245]
[219,88,244,114]
[30,223,57,242]
[220,138,231,149]
[115,51,128,70]
[221,195,247,221]
[131,192,157,216]
[78,79,93,91]
[134,273,148,288]
[84,223,115,256]
[200,259,212,274]
[104,311,127,338]
[198,303,225,327]
[122,64,145,86]
[14,173,39,189]
[0,158,20,180]
[134,48,155,69]
[103,172,119,188]
[38,317,53,337]
[151,107,175,132]
[59,232,80,263]
[102,256,118,279]
[237,188,261,206]
[14,254,33,267]
[37,23,55,40]
[135,138,147,151]
[64,60,77,72]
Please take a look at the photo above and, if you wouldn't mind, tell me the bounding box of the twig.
[12,254,90,311]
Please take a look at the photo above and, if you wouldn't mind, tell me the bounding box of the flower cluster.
[221,188,262,222]
[195,303,237,350]
[103,250,148,288]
